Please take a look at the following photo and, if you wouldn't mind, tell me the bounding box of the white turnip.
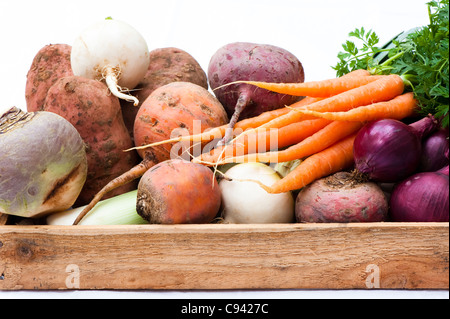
[70,18,149,105]
[219,163,294,224]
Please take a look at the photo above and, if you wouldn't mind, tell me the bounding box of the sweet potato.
[43,76,139,206]
[121,47,208,139]
[295,172,388,223]
[136,159,221,224]
[25,44,73,112]
[134,81,228,161]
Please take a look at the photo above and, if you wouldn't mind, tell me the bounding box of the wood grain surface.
[0,223,448,290]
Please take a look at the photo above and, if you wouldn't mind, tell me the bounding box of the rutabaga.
[70,18,149,105]
[219,162,294,223]
[0,107,87,218]
[47,190,147,225]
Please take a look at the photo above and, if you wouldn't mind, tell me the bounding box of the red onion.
[419,128,449,172]
[353,117,439,182]
[389,166,449,222]
[438,165,449,176]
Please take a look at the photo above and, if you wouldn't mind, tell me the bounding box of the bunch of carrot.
[135,69,418,194]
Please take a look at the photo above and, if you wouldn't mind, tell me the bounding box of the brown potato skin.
[133,81,228,162]
[136,159,221,224]
[43,76,140,206]
[295,172,388,223]
[25,44,73,112]
[121,47,208,139]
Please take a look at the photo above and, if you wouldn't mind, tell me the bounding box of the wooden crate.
[0,222,448,290]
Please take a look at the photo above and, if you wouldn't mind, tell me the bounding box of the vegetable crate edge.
[0,222,448,290]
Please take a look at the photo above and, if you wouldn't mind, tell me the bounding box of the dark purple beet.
[208,42,304,143]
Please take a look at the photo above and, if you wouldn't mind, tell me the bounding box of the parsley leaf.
[333,0,449,127]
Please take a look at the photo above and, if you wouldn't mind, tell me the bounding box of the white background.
[0,0,448,299]
[0,0,431,114]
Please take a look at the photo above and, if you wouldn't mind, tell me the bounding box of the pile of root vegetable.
[0,7,448,226]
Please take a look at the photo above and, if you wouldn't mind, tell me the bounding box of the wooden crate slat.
[0,223,448,290]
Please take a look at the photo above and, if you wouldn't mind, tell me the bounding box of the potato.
[43,76,140,206]
[295,172,388,223]
[136,159,221,224]
[25,44,73,112]
[121,47,208,139]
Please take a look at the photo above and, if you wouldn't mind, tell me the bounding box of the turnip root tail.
[104,66,139,106]
[73,160,154,225]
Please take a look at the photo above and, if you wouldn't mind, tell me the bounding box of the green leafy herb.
[333,0,449,127]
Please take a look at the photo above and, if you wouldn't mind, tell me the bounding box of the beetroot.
[208,42,304,143]
[295,172,388,223]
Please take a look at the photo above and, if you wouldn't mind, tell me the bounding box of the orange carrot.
[220,74,403,163]
[233,96,320,131]
[219,120,363,164]
[294,92,417,122]
[227,74,385,97]
[260,74,404,129]
[128,70,374,152]
[128,96,322,152]
[195,118,331,164]
[256,133,357,194]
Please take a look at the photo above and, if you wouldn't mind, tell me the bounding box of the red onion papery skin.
[354,119,422,182]
[419,128,449,172]
[389,169,449,222]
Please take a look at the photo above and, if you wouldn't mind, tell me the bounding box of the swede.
[219,163,294,224]
[70,18,149,105]
[0,107,87,218]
